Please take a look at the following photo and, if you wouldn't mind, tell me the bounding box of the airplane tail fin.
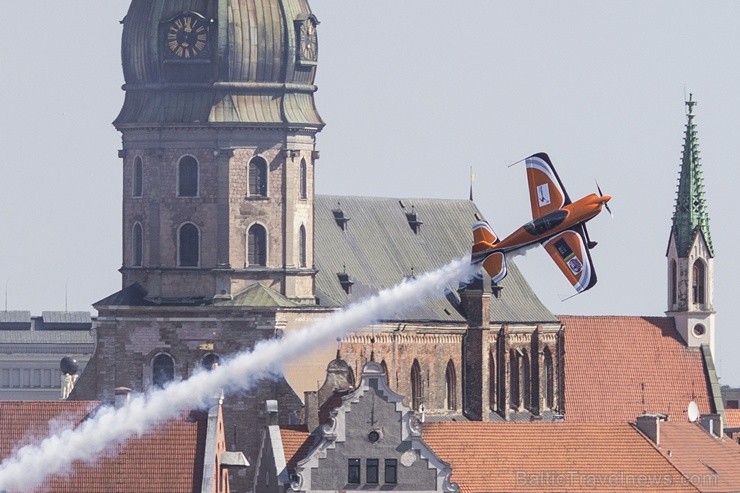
[469,222,507,286]
[472,221,498,253]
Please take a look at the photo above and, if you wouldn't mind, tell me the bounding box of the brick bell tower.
[666,95,715,355]
[72,4,326,488]
[116,0,323,304]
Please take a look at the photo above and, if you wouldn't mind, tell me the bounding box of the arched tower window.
[509,350,519,410]
[410,359,423,411]
[247,224,267,266]
[249,156,268,197]
[152,353,175,388]
[132,222,143,267]
[670,260,677,306]
[178,223,200,267]
[299,158,307,199]
[177,156,198,197]
[692,260,706,305]
[299,225,307,268]
[543,346,554,410]
[445,360,457,411]
[521,350,531,410]
[201,353,221,371]
[489,350,496,411]
[133,156,143,197]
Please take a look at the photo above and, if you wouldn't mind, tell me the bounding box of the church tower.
[115,0,323,304]
[666,95,715,354]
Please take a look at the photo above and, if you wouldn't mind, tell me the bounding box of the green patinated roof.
[314,195,558,324]
[215,283,298,308]
[671,96,714,257]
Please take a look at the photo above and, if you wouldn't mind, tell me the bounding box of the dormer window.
[404,205,423,234]
[332,203,350,231]
[338,266,354,294]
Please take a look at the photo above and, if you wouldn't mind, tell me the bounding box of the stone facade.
[121,129,317,302]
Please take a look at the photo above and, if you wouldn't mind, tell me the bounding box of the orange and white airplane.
[471,152,612,294]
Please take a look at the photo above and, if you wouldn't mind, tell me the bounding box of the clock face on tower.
[298,19,317,63]
[166,14,209,59]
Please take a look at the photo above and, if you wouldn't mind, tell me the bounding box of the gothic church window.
[299,158,307,198]
[521,350,531,410]
[489,350,496,411]
[178,223,200,267]
[299,225,307,268]
[178,156,199,197]
[543,346,554,410]
[133,156,143,197]
[692,260,706,305]
[132,222,143,267]
[152,353,175,387]
[670,260,677,306]
[445,360,457,410]
[247,224,267,266]
[249,156,268,197]
[411,359,423,411]
[509,350,519,410]
[380,360,389,385]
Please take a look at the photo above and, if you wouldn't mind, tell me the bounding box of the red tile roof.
[560,316,713,422]
[656,422,740,492]
[725,409,740,429]
[0,401,97,460]
[280,425,311,473]
[0,402,210,493]
[423,422,698,493]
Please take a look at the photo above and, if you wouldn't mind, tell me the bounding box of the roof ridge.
[629,422,702,492]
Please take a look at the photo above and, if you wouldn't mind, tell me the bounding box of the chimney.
[114,387,132,408]
[265,400,279,426]
[461,277,491,422]
[700,414,723,438]
[304,391,319,432]
[636,414,665,446]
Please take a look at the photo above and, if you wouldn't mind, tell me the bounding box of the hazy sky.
[2,2,740,384]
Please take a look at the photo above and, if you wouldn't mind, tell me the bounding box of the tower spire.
[671,93,714,257]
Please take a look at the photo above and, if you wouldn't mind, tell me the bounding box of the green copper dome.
[671,95,713,258]
[115,0,323,128]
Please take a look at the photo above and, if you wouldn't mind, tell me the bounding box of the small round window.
[368,430,381,443]
[693,324,706,337]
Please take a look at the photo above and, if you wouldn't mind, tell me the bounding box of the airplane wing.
[525,153,572,219]
[541,225,597,293]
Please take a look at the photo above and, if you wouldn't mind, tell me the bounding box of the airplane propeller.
[596,181,613,217]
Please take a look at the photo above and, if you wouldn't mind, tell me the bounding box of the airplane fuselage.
[474,193,611,260]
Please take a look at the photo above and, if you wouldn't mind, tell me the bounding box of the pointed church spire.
[671,94,714,258]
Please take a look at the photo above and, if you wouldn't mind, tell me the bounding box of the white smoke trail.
[0,257,476,492]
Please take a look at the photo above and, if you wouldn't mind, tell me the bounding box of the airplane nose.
[601,194,612,203]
